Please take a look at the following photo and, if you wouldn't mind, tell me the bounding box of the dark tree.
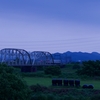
[76,60,100,77]
[0,63,31,100]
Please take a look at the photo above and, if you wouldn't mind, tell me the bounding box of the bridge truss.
[0,48,54,67]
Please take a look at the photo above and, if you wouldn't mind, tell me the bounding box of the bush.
[30,84,48,93]
[76,60,100,77]
[44,66,61,76]
[72,64,81,69]
[91,94,100,100]
[0,64,31,100]
[31,93,47,100]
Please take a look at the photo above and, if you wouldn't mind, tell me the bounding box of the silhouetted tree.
[0,63,31,100]
[76,60,100,77]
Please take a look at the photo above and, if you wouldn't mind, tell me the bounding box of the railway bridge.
[0,48,58,72]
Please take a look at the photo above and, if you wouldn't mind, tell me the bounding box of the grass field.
[24,77,51,86]
[23,64,100,90]
[24,77,100,89]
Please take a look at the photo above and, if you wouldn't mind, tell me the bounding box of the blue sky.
[0,0,100,53]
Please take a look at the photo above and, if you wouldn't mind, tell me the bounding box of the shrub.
[30,84,48,92]
[72,64,81,69]
[46,94,56,100]
[44,66,61,76]
[76,60,100,77]
[31,93,47,100]
[91,94,100,100]
[0,64,31,100]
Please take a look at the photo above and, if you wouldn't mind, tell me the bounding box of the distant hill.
[52,51,100,63]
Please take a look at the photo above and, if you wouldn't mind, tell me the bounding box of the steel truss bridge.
[0,48,55,67]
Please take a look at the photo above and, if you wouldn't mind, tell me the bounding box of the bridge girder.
[0,48,54,66]
[30,51,54,65]
[0,48,32,66]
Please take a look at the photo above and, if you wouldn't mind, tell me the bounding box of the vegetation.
[24,77,100,89]
[44,66,61,76]
[1,60,100,100]
[30,84,100,100]
[0,63,31,100]
[76,60,100,77]
[23,62,100,100]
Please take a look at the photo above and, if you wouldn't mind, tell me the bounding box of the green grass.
[23,64,100,90]
[24,77,100,89]
[24,77,51,86]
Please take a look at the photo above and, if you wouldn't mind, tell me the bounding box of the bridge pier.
[21,66,37,72]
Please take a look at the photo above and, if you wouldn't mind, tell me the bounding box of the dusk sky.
[0,0,100,53]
